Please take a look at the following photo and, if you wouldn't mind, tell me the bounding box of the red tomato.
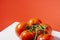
[44,24,52,34]
[15,22,26,36]
[37,34,54,40]
[40,23,52,34]
[20,30,35,40]
[27,18,42,26]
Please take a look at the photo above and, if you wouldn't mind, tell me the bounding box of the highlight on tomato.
[37,34,54,40]
[20,30,35,40]
[15,22,26,36]
[27,18,42,26]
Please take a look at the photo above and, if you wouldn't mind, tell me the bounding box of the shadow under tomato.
[54,36,60,40]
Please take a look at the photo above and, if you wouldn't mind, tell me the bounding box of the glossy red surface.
[0,0,60,31]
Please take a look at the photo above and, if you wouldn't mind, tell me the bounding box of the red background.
[0,0,60,32]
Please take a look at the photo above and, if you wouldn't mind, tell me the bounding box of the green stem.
[34,28,38,40]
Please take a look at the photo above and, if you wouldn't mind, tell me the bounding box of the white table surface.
[0,22,60,40]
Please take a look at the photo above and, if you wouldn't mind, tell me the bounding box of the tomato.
[37,34,54,40]
[27,18,42,26]
[40,23,52,34]
[15,22,26,36]
[44,24,52,34]
[20,30,35,40]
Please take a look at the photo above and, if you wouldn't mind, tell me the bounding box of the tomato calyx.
[26,24,47,33]
[25,25,30,30]
[33,24,47,40]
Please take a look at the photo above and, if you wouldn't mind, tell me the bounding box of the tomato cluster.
[15,18,53,40]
